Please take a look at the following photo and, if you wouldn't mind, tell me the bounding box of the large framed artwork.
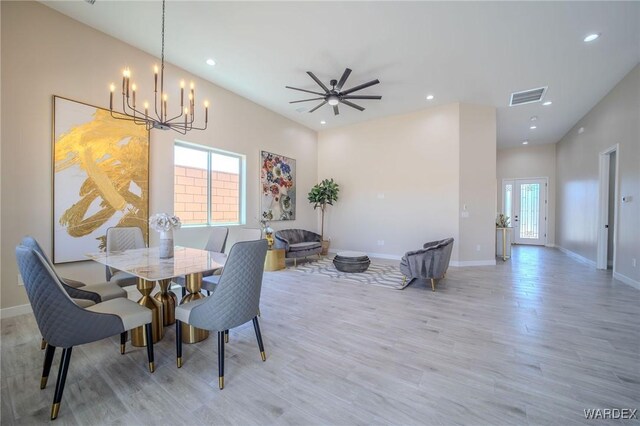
[260,150,296,221]
[52,96,149,263]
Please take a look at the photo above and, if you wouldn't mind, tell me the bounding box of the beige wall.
[459,104,497,262]
[318,103,497,265]
[556,64,639,285]
[0,1,318,309]
[496,143,556,245]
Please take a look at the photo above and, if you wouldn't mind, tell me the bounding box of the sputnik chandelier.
[109,0,208,134]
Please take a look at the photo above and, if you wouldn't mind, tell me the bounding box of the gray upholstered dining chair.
[175,239,268,390]
[21,236,128,350]
[175,226,229,297]
[16,245,155,421]
[399,238,454,291]
[105,226,146,287]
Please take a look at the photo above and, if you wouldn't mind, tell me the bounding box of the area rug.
[293,258,409,290]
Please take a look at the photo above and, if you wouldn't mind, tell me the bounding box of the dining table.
[86,246,227,346]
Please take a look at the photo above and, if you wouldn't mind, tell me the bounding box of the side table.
[264,248,285,271]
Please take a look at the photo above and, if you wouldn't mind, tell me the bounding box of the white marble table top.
[86,246,227,281]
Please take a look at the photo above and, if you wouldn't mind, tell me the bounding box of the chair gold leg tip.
[224,335,229,343]
[149,362,155,373]
[219,376,224,389]
[260,351,266,362]
[177,357,182,368]
[40,376,48,390]
[50,403,60,420]
[120,344,125,355]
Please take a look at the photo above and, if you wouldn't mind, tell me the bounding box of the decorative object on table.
[496,213,511,228]
[274,229,322,266]
[260,151,296,221]
[307,178,339,255]
[286,68,382,116]
[259,218,275,248]
[294,258,407,290]
[108,0,208,135]
[52,96,149,264]
[149,213,181,259]
[399,238,454,291]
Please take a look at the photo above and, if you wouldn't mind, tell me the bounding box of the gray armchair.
[274,229,322,266]
[399,238,454,291]
[175,239,268,389]
[15,245,154,420]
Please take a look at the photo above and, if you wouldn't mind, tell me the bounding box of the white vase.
[159,229,174,259]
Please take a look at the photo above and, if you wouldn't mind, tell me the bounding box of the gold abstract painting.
[53,96,149,263]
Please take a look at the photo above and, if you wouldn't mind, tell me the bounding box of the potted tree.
[308,178,339,255]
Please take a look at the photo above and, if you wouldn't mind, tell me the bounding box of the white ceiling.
[42,1,640,148]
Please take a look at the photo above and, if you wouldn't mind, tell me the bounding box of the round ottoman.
[333,251,371,273]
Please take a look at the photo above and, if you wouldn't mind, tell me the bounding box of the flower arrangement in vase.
[496,213,511,228]
[259,218,275,249]
[149,213,182,258]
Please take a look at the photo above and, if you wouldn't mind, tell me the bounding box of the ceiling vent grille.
[509,86,547,106]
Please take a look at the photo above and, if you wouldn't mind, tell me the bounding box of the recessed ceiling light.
[578,127,585,134]
[320,120,326,125]
[206,58,216,66]
[530,116,538,121]
[530,125,537,130]
[522,141,529,145]
[583,33,600,43]
[426,94,434,100]
[542,101,552,106]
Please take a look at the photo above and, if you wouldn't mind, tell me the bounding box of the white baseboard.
[613,272,640,290]
[0,303,33,319]
[450,260,497,267]
[545,243,555,248]
[555,246,596,267]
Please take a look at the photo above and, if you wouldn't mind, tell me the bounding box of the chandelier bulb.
[180,80,185,88]
[110,84,115,92]
[154,65,159,74]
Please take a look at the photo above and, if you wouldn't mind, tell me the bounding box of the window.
[174,142,245,226]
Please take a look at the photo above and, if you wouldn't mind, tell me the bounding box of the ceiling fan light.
[327,95,339,106]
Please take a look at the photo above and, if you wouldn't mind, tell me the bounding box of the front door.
[503,178,547,246]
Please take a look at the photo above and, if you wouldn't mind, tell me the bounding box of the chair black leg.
[120,332,127,354]
[41,344,56,389]
[51,347,72,420]
[252,317,266,362]
[206,290,211,296]
[181,286,186,298]
[176,320,183,368]
[217,331,224,389]
[144,323,155,373]
[224,329,229,343]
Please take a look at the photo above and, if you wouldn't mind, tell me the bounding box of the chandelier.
[109,0,208,134]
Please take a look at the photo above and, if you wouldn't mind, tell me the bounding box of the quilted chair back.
[431,238,454,278]
[15,245,122,348]
[205,227,229,253]
[189,239,268,331]
[105,226,145,280]
[20,236,100,303]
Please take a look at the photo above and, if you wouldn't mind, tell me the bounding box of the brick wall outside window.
[174,165,239,225]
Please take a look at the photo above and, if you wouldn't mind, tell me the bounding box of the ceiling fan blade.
[333,105,339,116]
[285,86,326,96]
[307,71,330,93]
[341,100,365,111]
[289,97,325,104]
[309,101,327,113]
[341,79,380,95]
[341,95,382,100]
[336,68,352,91]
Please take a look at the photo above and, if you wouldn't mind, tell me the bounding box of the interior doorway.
[502,178,548,246]
[597,145,619,271]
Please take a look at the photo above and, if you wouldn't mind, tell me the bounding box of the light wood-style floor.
[2,246,639,425]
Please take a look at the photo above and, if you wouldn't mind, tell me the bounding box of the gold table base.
[154,279,177,326]
[131,278,164,347]
[180,272,209,344]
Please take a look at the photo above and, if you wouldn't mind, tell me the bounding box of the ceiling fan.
[286,68,381,115]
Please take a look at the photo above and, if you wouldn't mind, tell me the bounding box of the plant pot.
[321,240,330,256]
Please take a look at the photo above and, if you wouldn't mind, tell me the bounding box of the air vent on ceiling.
[509,86,547,106]
[85,0,96,4]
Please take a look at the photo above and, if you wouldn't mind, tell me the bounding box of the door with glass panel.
[502,178,547,245]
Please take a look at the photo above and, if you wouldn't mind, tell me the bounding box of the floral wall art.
[260,150,296,221]
[53,96,149,263]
